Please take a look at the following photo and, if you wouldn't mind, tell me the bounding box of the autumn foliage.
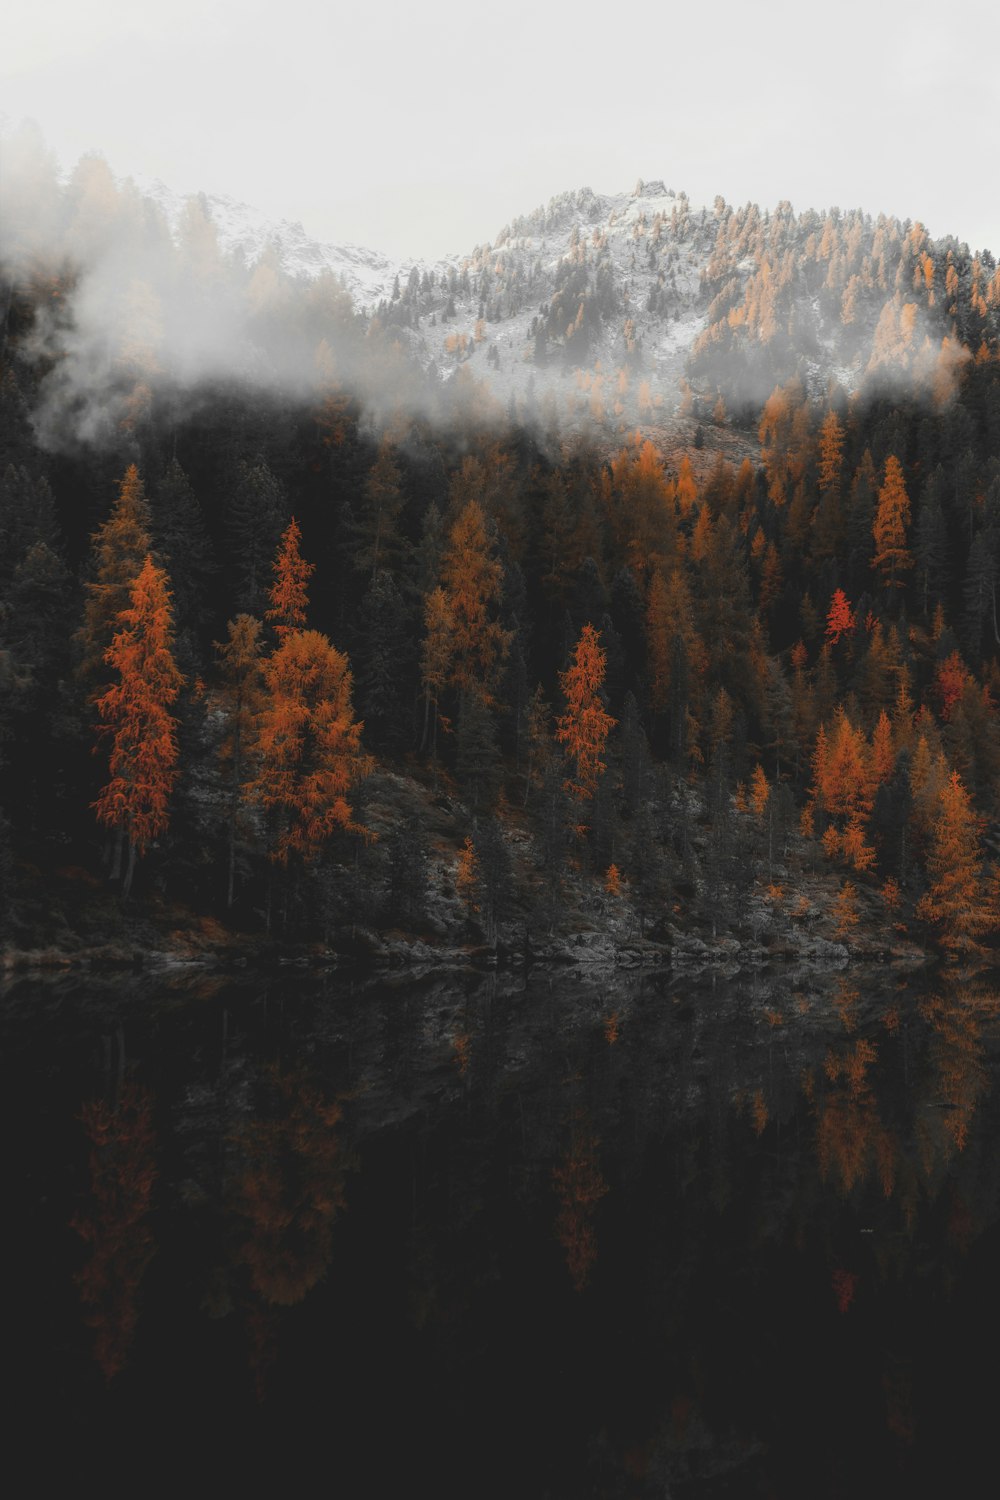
[556,624,616,800]
[266,516,314,638]
[76,464,154,697]
[825,588,855,646]
[872,455,912,587]
[440,499,511,703]
[92,555,184,895]
[916,771,996,954]
[73,1083,157,1381]
[553,1116,608,1293]
[249,629,370,862]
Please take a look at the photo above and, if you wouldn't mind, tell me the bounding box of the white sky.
[3,0,999,260]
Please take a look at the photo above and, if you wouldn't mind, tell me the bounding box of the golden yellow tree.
[419,585,454,758]
[818,410,845,495]
[750,763,770,818]
[249,629,370,864]
[77,465,154,700]
[605,437,677,578]
[265,517,314,639]
[833,879,860,940]
[92,556,184,897]
[873,455,912,588]
[916,771,996,955]
[440,500,511,703]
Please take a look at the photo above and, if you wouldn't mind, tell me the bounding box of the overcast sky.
[4,0,999,261]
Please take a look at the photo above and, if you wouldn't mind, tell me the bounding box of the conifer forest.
[2,157,1000,968]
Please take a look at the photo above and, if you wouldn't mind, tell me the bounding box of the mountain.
[6,147,997,453]
[133,171,997,441]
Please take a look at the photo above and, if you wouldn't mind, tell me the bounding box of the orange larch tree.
[759,541,784,614]
[266,517,314,640]
[825,588,855,646]
[440,499,511,704]
[248,628,370,865]
[215,614,266,907]
[873,455,913,588]
[833,879,861,940]
[419,585,455,758]
[556,624,616,800]
[819,709,874,824]
[645,564,706,737]
[818,410,845,495]
[602,438,680,576]
[77,464,155,699]
[871,710,895,786]
[934,649,969,721]
[811,709,878,872]
[750,763,770,818]
[916,770,996,955]
[674,453,698,518]
[92,556,184,897]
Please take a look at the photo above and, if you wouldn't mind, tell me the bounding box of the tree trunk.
[227,827,236,910]
[0,281,13,362]
[110,825,124,882]
[122,838,137,900]
[227,737,243,908]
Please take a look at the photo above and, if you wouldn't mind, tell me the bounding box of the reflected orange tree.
[553,1111,608,1292]
[229,1066,347,1307]
[810,984,898,1200]
[73,1080,158,1380]
[919,978,999,1159]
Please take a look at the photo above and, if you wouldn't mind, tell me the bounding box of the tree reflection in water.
[10,964,1000,1492]
[73,1079,157,1380]
[553,1109,608,1292]
[229,1064,347,1308]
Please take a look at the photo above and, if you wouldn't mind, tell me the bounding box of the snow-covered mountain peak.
[124,171,423,309]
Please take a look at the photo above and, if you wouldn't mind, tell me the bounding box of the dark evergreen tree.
[151,459,215,649]
[456,694,501,813]
[473,817,515,945]
[609,567,646,704]
[914,468,950,618]
[571,555,607,633]
[0,466,59,591]
[226,456,285,618]
[353,441,407,582]
[354,570,413,753]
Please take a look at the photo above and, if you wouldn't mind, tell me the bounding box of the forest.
[2,149,1000,969]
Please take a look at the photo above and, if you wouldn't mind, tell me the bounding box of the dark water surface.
[5,963,1000,1495]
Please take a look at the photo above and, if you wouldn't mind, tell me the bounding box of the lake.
[5,962,1000,1495]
